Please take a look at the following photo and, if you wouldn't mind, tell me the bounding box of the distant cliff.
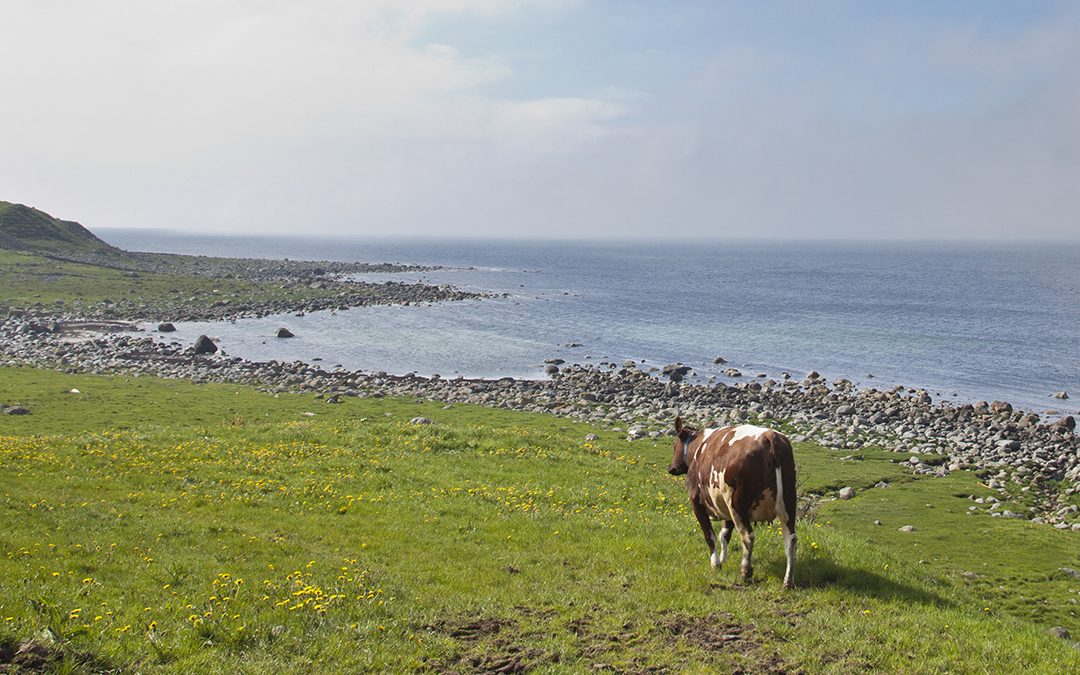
[0,201,121,256]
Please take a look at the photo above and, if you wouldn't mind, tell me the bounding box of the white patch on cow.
[710,549,721,569]
[706,468,733,520]
[728,424,769,445]
[694,428,718,460]
[774,466,784,518]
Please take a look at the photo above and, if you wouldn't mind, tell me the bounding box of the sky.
[1,0,1079,240]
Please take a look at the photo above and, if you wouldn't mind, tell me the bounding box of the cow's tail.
[767,432,795,527]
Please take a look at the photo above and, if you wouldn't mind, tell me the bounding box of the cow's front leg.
[690,500,718,568]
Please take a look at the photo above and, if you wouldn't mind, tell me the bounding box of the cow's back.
[691,424,794,524]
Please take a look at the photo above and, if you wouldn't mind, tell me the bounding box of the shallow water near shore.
[101,230,1080,414]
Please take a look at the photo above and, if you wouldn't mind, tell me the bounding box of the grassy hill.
[0,201,121,257]
[1,367,1077,672]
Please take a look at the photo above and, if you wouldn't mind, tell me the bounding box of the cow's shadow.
[773,557,952,607]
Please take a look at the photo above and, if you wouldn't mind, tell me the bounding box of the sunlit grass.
[1,367,1078,672]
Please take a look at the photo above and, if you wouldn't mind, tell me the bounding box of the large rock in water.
[663,363,692,382]
[277,327,295,338]
[193,335,218,354]
[157,322,176,333]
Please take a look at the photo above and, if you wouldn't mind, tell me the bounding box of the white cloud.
[0,0,622,233]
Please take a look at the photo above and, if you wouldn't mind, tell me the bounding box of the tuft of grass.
[1,367,1078,672]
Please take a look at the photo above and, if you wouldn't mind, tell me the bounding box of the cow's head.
[669,416,697,475]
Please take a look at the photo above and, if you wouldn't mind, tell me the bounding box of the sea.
[98,230,1080,416]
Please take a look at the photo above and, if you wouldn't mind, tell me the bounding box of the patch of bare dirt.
[0,639,62,673]
[424,615,554,674]
[820,648,873,671]
[657,612,756,654]
[654,611,800,674]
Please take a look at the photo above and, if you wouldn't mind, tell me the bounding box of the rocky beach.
[3,292,1078,529]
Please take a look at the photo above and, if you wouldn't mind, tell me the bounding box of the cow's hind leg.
[776,464,797,589]
[780,518,797,589]
[732,516,755,583]
[690,500,719,568]
[718,520,734,567]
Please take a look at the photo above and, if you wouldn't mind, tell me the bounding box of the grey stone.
[193,335,218,354]
[1050,626,1071,640]
[276,327,295,338]
[898,525,916,532]
[838,487,856,500]
[4,406,30,415]
[409,417,433,425]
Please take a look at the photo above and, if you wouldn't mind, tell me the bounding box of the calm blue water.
[98,230,1080,414]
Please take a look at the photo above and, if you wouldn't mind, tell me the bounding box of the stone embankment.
[38,249,437,280]
[15,250,486,321]
[78,280,484,322]
[2,314,1077,528]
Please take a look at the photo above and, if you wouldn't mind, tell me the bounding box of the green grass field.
[1,367,1078,672]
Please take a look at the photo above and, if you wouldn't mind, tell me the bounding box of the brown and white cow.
[668,417,797,588]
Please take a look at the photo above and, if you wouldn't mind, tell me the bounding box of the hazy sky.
[2,1,1079,240]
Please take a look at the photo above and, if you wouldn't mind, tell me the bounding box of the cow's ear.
[675,416,683,433]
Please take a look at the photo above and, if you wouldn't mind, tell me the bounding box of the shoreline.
[2,310,1077,528]
[1,244,1077,528]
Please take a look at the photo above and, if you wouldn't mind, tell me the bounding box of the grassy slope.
[0,202,117,256]
[2,368,1078,672]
